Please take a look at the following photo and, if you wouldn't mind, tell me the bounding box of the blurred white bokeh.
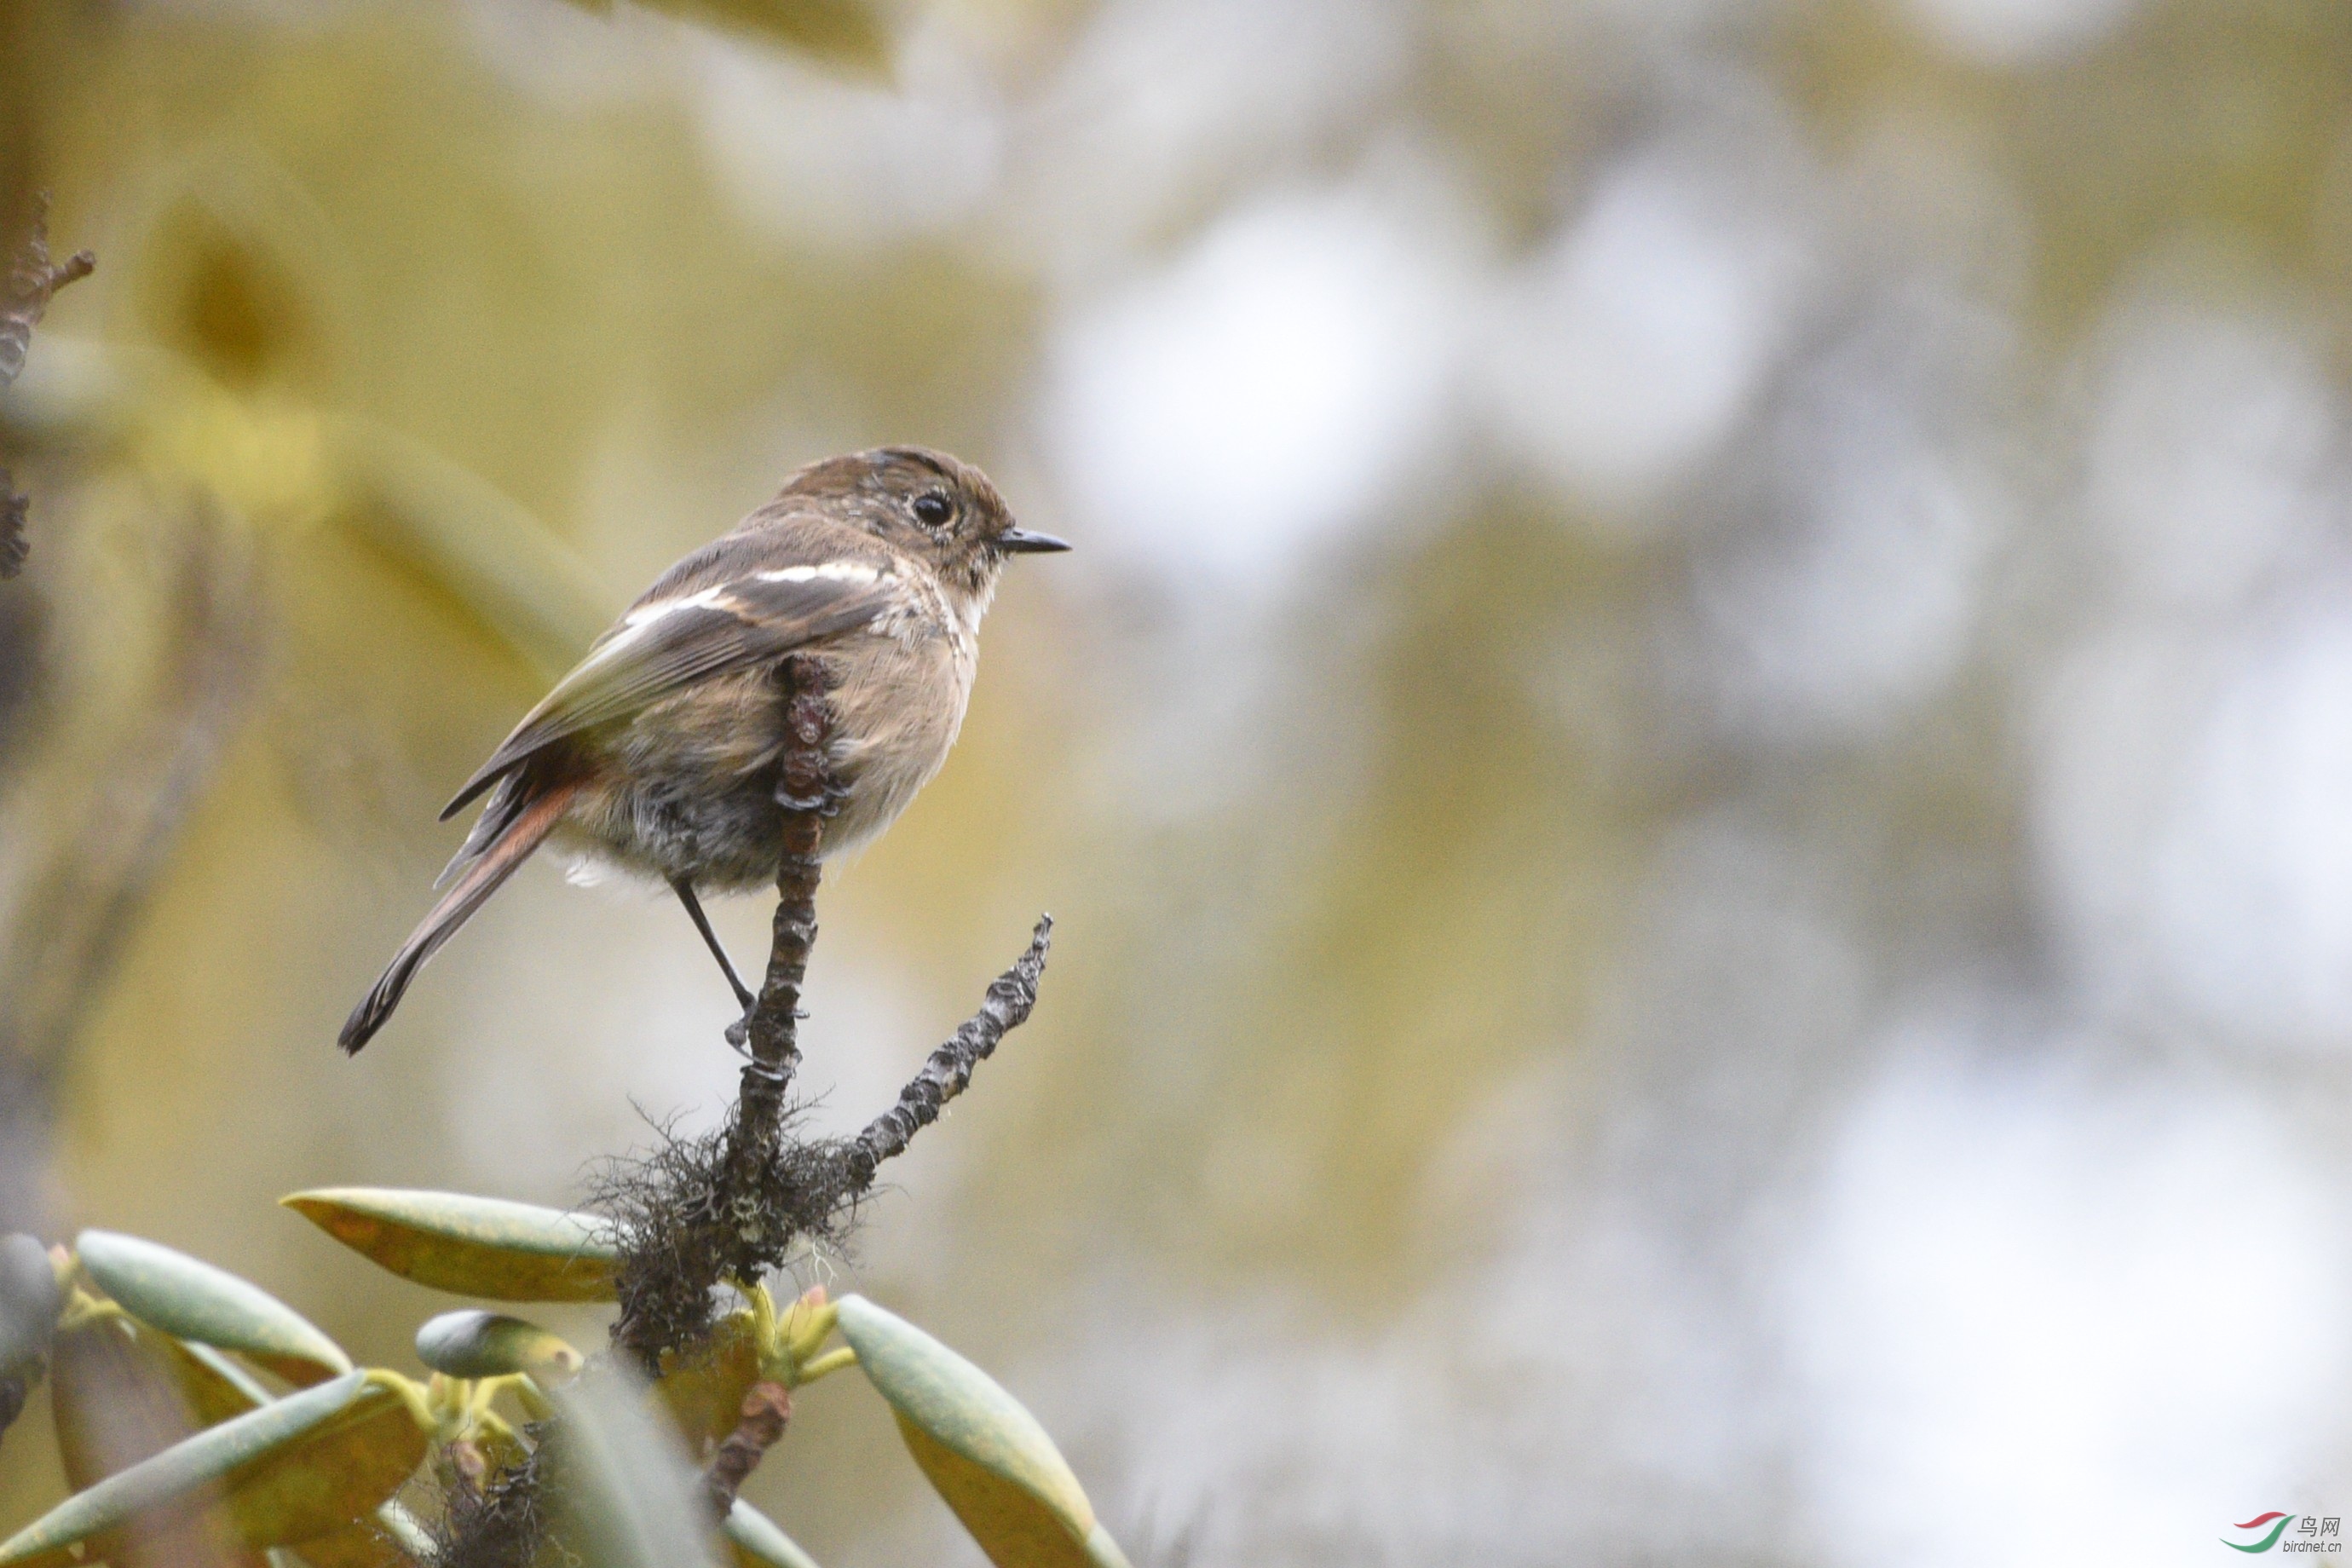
[1480,135,1815,522]
[2084,305,2339,617]
[439,867,924,1196]
[1896,0,2144,67]
[1693,297,2008,741]
[1782,1032,2349,1567]
[694,29,1004,251]
[2038,298,2352,1051]
[1014,0,1411,273]
[1040,172,1476,585]
[2148,603,2352,1048]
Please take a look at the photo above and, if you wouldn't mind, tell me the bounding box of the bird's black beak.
[996,528,1072,555]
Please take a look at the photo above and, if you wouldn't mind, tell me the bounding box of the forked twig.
[1,193,96,579]
[846,915,1054,1190]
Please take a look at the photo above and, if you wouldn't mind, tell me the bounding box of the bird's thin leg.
[672,878,756,1012]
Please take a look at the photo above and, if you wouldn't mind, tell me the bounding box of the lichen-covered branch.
[847,915,1053,1190]
[602,902,1057,1366]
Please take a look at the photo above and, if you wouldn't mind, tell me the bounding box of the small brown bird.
[339,446,1067,1053]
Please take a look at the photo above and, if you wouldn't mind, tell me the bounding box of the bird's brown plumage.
[338,447,1064,1054]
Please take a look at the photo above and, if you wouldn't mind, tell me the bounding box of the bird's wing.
[439,558,897,820]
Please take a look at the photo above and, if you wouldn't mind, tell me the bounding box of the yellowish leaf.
[333,417,615,676]
[834,1296,1131,1568]
[285,1499,433,1568]
[0,1373,429,1567]
[896,1418,1097,1568]
[280,1189,618,1302]
[653,1310,761,1454]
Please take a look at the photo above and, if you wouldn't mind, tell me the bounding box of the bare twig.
[701,1382,790,1518]
[0,194,92,388]
[1,193,96,580]
[847,915,1053,1190]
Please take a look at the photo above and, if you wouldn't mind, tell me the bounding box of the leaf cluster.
[0,1190,1131,1568]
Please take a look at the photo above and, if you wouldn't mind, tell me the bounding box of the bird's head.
[780,446,1068,597]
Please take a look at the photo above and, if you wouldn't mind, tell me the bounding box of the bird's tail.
[338,778,581,1054]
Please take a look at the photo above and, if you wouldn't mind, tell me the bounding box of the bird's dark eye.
[913,490,954,527]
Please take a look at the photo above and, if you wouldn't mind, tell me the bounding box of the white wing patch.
[624,583,734,625]
[575,584,734,670]
[577,564,886,671]
[751,562,885,586]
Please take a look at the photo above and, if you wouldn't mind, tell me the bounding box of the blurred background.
[2,0,2349,1562]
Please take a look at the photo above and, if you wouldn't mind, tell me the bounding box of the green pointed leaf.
[834,1295,1129,1568]
[0,1371,429,1567]
[281,1189,619,1302]
[0,1234,60,1377]
[414,1310,581,1383]
[49,1317,422,1568]
[78,1231,351,1387]
[723,1499,820,1568]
